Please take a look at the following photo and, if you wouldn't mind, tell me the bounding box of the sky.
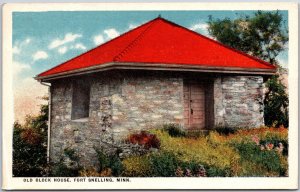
[12,10,288,123]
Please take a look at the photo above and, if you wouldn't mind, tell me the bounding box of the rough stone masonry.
[49,71,264,168]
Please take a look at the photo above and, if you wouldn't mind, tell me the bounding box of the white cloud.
[189,22,215,39]
[13,61,31,76]
[12,46,20,54]
[104,28,120,39]
[13,38,32,55]
[33,51,48,61]
[48,33,82,49]
[190,23,209,32]
[73,43,87,50]
[128,24,138,30]
[93,34,105,45]
[24,38,31,44]
[58,46,68,54]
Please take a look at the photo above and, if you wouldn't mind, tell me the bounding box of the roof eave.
[35,62,277,82]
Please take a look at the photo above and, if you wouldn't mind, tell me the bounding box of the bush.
[13,101,49,177]
[234,142,282,175]
[50,148,81,177]
[13,122,48,177]
[95,149,123,176]
[264,74,289,128]
[79,168,112,177]
[50,161,80,177]
[176,161,207,177]
[163,124,186,137]
[127,131,160,149]
[122,155,152,177]
[149,152,179,177]
[206,166,230,177]
[152,129,240,176]
[213,127,239,136]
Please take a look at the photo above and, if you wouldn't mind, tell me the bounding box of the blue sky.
[12,10,288,122]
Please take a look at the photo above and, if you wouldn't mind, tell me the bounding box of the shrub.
[95,149,123,176]
[264,74,289,128]
[13,123,48,177]
[127,131,160,149]
[177,161,207,177]
[122,155,152,177]
[206,166,230,177]
[13,101,49,177]
[50,148,81,177]
[149,152,179,177]
[152,129,240,176]
[79,168,112,177]
[109,155,124,176]
[234,142,281,175]
[50,161,80,177]
[213,127,238,136]
[163,124,186,137]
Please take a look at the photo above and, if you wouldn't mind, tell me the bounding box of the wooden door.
[184,81,206,129]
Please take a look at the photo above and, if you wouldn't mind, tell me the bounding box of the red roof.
[37,17,276,79]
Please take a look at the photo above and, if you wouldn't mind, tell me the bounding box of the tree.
[207,11,289,127]
[13,99,49,176]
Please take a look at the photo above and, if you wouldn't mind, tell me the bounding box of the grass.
[142,126,288,177]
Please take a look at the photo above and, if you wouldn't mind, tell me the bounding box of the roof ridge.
[113,18,158,62]
[159,18,275,69]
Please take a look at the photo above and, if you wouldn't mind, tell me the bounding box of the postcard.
[2,2,298,190]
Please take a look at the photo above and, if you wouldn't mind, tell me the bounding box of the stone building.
[35,17,276,167]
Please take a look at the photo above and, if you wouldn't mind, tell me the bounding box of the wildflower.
[196,166,207,177]
[266,143,274,150]
[185,168,192,177]
[277,142,284,154]
[251,135,260,145]
[260,145,265,151]
[175,167,184,177]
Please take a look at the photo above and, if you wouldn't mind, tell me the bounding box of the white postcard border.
[2,2,298,190]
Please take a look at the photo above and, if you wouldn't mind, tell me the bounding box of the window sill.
[71,118,89,122]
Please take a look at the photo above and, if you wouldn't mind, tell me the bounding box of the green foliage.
[208,11,288,64]
[260,139,288,156]
[264,75,289,127]
[50,148,81,177]
[163,124,186,137]
[122,155,152,177]
[64,148,80,162]
[149,152,179,177]
[152,129,240,176]
[208,11,289,128]
[234,142,281,174]
[206,166,230,177]
[50,161,80,177]
[109,155,124,176]
[95,149,124,176]
[13,101,49,177]
[122,153,208,177]
[95,149,110,172]
[176,161,207,177]
[213,127,239,136]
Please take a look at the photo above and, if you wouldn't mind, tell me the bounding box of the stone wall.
[112,73,184,139]
[214,76,264,128]
[49,72,264,168]
[49,71,184,167]
[49,74,122,168]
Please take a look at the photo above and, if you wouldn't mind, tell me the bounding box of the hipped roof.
[36,17,276,81]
